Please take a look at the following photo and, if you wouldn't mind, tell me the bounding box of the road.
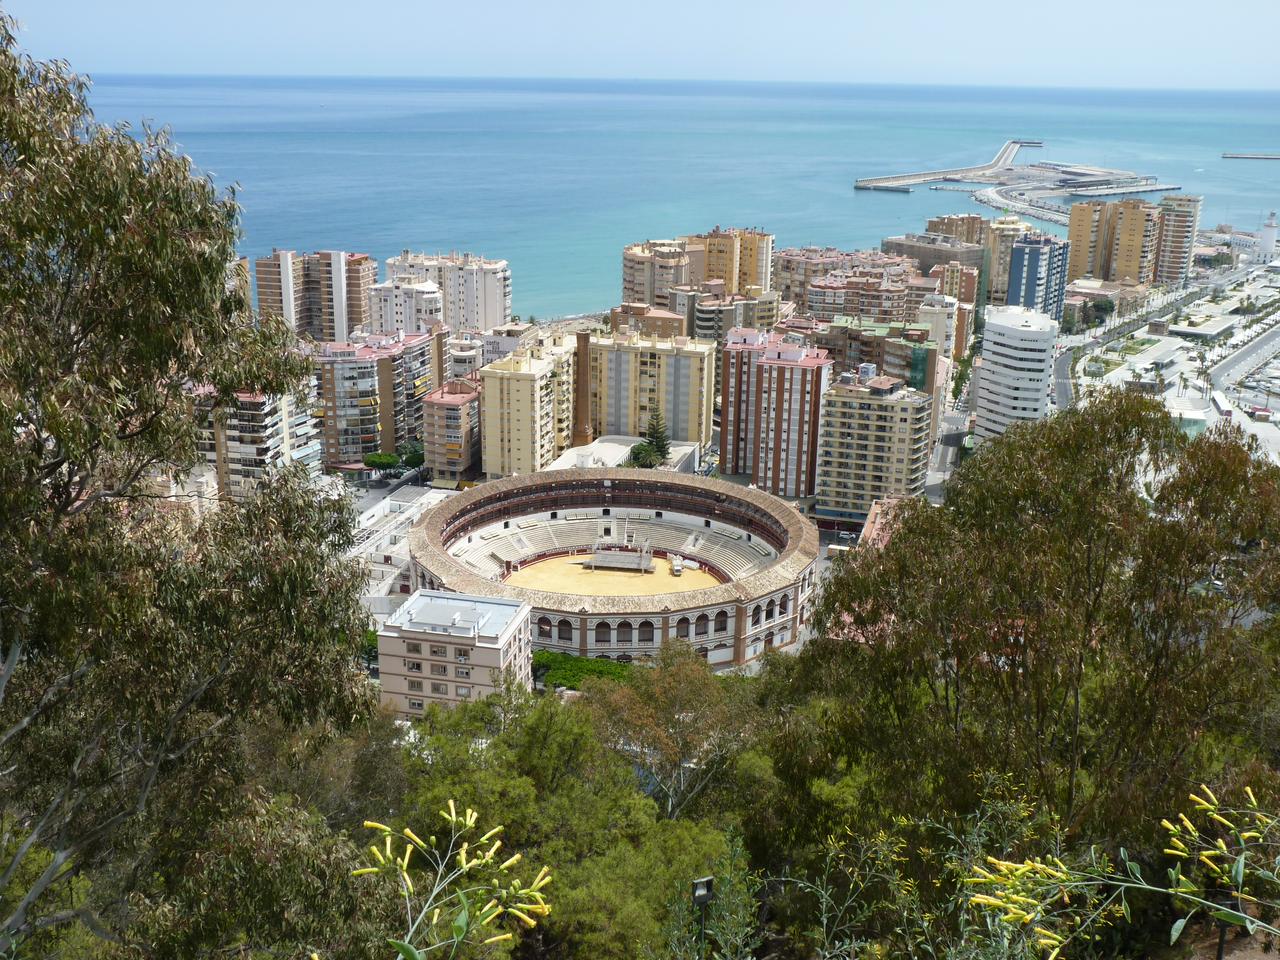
[925,408,970,503]
[1211,322,1280,391]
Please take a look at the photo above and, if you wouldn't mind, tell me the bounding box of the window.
[430,645,447,658]
[430,664,448,677]
[677,617,690,639]
[638,620,654,644]
[695,613,709,636]
[406,660,423,673]
[714,610,728,633]
[405,641,421,654]
[407,679,423,692]
[456,666,471,679]
[558,619,574,642]
[456,650,470,663]
[766,599,776,620]
[752,605,762,627]
[595,622,611,645]
[431,683,448,695]
[616,621,633,645]
[538,616,552,639]
[407,698,424,711]
[457,686,472,699]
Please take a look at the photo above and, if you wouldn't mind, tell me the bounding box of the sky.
[6,0,1280,90]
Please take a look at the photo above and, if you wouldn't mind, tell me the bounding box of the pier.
[854,139,1043,191]
[1223,153,1280,160]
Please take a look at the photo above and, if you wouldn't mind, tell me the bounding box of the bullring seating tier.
[446,509,777,583]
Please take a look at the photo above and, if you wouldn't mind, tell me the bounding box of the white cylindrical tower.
[974,306,1059,443]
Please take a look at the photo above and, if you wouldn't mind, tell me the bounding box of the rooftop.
[386,589,528,644]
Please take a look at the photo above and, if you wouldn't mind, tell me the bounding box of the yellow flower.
[403,827,426,848]
[369,846,385,865]
[483,934,514,945]
[1164,849,1188,858]
[1161,819,1178,833]
[1201,784,1219,805]
[363,820,390,832]
[499,854,523,871]
[350,867,380,877]
[509,908,538,928]
[480,826,504,843]
[1245,786,1258,807]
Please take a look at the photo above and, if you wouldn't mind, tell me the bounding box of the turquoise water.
[88,76,1280,318]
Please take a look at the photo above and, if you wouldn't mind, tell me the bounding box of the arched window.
[558,619,574,642]
[713,641,731,650]
[766,599,776,620]
[595,621,611,645]
[595,653,612,660]
[537,616,553,639]
[677,617,690,638]
[752,605,762,627]
[714,610,728,633]
[617,654,633,663]
[697,647,709,659]
[638,620,654,644]
[765,631,775,649]
[695,613,709,636]
[779,595,789,616]
[617,620,633,645]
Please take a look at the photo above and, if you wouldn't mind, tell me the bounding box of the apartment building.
[1007,233,1070,321]
[608,302,688,339]
[313,332,441,469]
[481,321,539,367]
[881,232,986,275]
[985,216,1032,306]
[815,369,931,531]
[422,378,482,482]
[478,338,576,478]
[720,328,832,498]
[621,239,702,309]
[680,226,774,295]
[369,277,444,336]
[928,261,981,354]
[1156,195,1203,288]
[772,246,866,306]
[1067,199,1162,285]
[667,281,785,343]
[974,306,1058,443]
[255,249,377,342]
[385,250,512,332]
[806,264,938,324]
[917,294,959,360]
[925,213,988,245]
[378,590,532,716]
[195,388,322,501]
[584,331,715,448]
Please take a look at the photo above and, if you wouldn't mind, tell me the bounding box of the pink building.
[720,327,833,499]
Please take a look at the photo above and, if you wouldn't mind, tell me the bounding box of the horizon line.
[81,71,1280,96]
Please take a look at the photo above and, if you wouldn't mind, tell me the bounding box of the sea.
[87,76,1280,319]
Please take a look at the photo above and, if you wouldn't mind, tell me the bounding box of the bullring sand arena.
[408,469,822,671]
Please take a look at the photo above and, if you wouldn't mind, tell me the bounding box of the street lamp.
[691,876,715,957]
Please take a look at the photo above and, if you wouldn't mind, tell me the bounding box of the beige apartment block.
[1156,194,1203,288]
[254,249,376,342]
[772,246,864,306]
[378,590,532,716]
[814,371,931,531]
[313,331,442,470]
[608,302,688,339]
[584,331,716,448]
[621,239,701,309]
[680,226,774,295]
[1067,199,1164,285]
[926,213,988,245]
[479,338,576,478]
[422,377,482,481]
[985,215,1030,306]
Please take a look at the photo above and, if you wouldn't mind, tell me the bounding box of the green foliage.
[625,441,661,469]
[648,834,763,960]
[532,649,632,689]
[796,390,1280,848]
[364,451,402,470]
[644,409,671,461]
[0,20,371,951]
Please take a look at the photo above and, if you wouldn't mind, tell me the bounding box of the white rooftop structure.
[544,435,701,473]
[385,589,528,646]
